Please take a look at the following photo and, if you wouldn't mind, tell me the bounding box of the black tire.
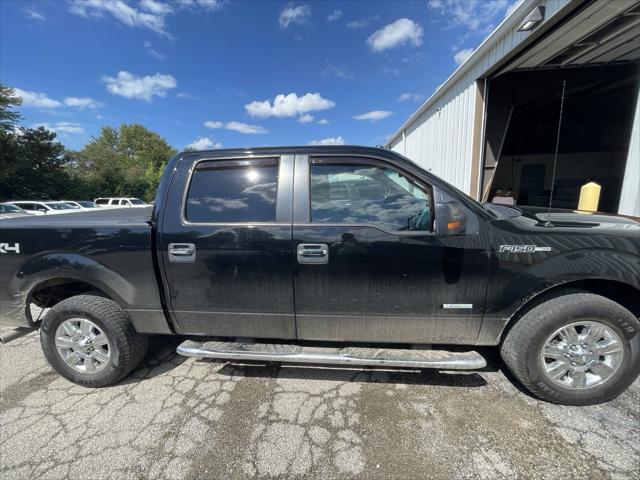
[40,295,148,387]
[500,290,640,405]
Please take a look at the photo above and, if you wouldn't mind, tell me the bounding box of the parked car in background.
[62,200,101,211]
[9,201,77,215]
[94,197,147,208]
[0,202,33,219]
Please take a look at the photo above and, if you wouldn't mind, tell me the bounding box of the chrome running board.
[176,340,487,370]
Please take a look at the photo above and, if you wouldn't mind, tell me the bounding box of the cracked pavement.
[1,332,638,479]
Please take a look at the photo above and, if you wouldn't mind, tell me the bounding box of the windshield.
[62,202,81,209]
[0,203,24,213]
[77,201,99,208]
[129,198,145,205]
[45,202,74,210]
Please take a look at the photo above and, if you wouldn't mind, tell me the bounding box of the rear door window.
[185,158,279,223]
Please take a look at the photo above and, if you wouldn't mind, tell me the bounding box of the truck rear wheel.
[40,295,148,387]
[500,290,640,405]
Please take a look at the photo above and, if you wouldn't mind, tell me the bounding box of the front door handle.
[297,243,329,264]
[168,243,196,263]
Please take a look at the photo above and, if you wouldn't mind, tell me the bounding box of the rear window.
[185,158,278,223]
[45,202,73,210]
[95,199,108,205]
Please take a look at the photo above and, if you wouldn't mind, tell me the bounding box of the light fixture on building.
[517,6,545,32]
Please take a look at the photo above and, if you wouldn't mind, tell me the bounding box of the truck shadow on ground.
[212,361,490,388]
[119,337,530,393]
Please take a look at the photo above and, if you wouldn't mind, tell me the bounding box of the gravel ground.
[1,331,639,480]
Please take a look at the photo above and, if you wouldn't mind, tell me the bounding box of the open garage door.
[481,0,640,215]
[484,64,639,213]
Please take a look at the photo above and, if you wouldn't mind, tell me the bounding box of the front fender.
[476,248,640,345]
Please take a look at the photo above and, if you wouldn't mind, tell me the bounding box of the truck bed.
[0,206,168,332]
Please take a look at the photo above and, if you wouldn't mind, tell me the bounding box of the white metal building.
[387,0,640,217]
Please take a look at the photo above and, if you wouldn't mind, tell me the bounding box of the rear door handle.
[297,243,329,264]
[168,243,196,263]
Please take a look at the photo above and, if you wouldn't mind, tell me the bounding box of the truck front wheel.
[500,290,640,405]
[40,295,148,387]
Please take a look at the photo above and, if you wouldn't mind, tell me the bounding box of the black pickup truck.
[1,146,639,405]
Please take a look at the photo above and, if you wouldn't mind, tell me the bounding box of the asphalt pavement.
[1,331,638,479]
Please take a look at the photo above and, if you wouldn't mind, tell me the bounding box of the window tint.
[186,160,278,223]
[95,199,108,205]
[310,163,432,232]
[130,198,145,205]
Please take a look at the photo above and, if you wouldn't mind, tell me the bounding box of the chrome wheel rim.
[55,318,111,374]
[540,320,623,389]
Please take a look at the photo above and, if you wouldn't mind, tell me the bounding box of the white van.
[94,198,148,208]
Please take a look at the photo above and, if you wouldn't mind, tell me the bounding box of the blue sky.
[0,0,519,151]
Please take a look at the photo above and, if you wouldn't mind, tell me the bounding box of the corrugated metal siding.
[389,0,571,194]
[618,85,640,217]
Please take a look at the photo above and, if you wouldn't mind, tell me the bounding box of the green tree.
[0,84,73,200]
[0,83,21,132]
[73,124,176,201]
[0,84,176,202]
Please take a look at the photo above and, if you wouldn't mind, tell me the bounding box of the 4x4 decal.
[0,243,20,254]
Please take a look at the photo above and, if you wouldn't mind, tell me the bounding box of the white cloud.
[63,97,103,109]
[13,88,62,108]
[35,122,85,135]
[367,18,423,52]
[177,0,223,11]
[308,136,345,146]
[322,62,354,80]
[24,8,46,21]
[187,137,221,150]
[15,88,103,109]
[177,92,198,100]
[70,0,223,36]
[279,4,311,28]
[103,71,177,101]
[353,110,393,121]
[225,121,268,134]
[326,10,342,22]
[346,15,379,29]
[454,47,474,65]
[69,0,171,36]
[298,114,314,124]
[398,92,424,102]
[204,120,268,134]
[140,0,173,15]
[427,0,510,32]
[317,119,329,125]
[143,40,165,60]
[245,92,335,119]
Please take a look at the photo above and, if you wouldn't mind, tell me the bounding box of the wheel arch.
[26,277,120,325]
[500,278,640,343]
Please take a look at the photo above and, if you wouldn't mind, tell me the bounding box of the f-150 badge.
[0,243,20,254]
[499,245,551,253]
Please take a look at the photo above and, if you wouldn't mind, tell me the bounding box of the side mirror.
[433,188,477,236]
[435,200,466,235]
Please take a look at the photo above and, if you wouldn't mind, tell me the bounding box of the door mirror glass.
[435,199,467,235]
